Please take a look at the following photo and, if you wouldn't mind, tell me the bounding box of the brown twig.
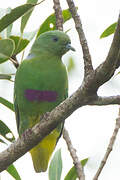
[53,0,63,31]
[66,0,94,77]
[93,107,120,180]
[10,55,19,68]
[63,128,85,180]
[89,95,120,106]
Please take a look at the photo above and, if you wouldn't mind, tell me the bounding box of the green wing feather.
[14,92,20,132]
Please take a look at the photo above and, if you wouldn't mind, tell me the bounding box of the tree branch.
[66,0,94,77]
[63,128,85,180]
[0,84,96,172]
[93,107,120,180]
[90,95,120,106]
[78,13,120,96]
[53,0,63,31]
[94,14,120,88]
[115,49,120,69]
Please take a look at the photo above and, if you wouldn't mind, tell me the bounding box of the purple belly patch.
[25,89,58,102]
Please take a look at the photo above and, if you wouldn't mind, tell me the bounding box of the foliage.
[64,158,88,180]
[7,164,21,180]
[0,97,14,111]
[100,22,117,38]
[49,149,62,180]
[37,8,73,37]
[48,149,88,180]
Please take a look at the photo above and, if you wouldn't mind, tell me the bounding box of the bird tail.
[30,129,59,172]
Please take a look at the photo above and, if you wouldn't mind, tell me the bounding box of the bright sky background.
[0,0,120,180]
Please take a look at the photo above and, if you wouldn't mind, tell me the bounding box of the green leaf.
[9,36,29,55]
[0,74,11,80]
[21,0,38,33]
[37,8,73,37]
[64,158,88,180]
[64,166,77,180]
[49,149,62,180]
[7,164,21,180]
[0,3,36,33]
[0,97,14,111]
[0,8,13,38]
[0,39,15,64]
[0,138,7,144]
[100,22,117,38]
[0,120,15,142]
[80,158,88,166]
[5,8,13,38]
[6,23,13,38]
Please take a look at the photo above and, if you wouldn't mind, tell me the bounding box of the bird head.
[31,30,75,57]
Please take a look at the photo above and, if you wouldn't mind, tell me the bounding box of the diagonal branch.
[0,77,96,172]
[63,128,85,180]
[93,107,120,180]
[77,14,120,95]
[94,14,120,88]
[66,0,94,77]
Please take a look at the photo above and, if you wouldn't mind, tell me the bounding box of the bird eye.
[52,36,58,42]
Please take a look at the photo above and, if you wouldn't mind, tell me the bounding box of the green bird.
[14,30,75,172]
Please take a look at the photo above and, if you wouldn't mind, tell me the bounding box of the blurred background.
[0,0,120,179]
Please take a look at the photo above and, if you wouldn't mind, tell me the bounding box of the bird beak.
[66,43,75,51]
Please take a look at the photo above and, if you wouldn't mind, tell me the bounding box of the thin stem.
[66,0,94,77]
[53,0,63,31]
[93,107,120,180]
[63,128,85,180]
[9,56,19,68]
[90,95,120,106]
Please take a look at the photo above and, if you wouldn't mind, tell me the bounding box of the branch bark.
[0,88,95,172]
[90,95,120,106]
[94,14,120,88]
[66,0,94,77]
[53,0,63,31]
[63,128,85,180]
